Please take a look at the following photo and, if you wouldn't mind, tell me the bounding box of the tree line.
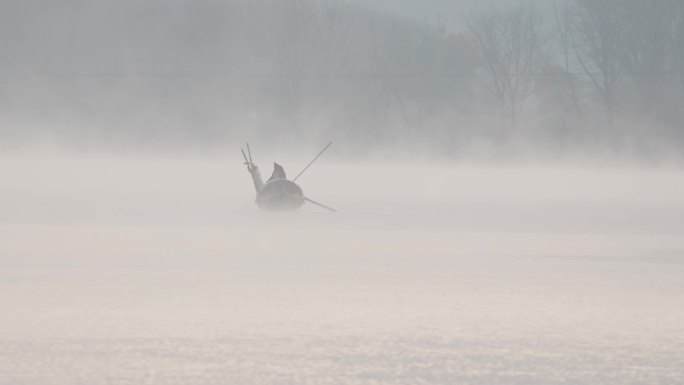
[1,0,683,157]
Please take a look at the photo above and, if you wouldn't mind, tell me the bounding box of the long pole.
[241,148,251,171]
[304,196,336,212]
[292,141,333,182]
[246,143,253,163]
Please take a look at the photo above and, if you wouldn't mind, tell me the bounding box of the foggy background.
[2,1,684,385]
[1,0,683,159]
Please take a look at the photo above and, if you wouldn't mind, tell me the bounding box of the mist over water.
[1,151,683,384]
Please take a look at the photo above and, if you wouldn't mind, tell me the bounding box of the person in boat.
[245,162,287,192]
[245,160,304,210]
[268,163,286,182]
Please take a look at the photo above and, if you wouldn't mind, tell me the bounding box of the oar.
[246,142,253,163]
[304,196,337,212]
[292,141,333,182]
[241,148,251,171]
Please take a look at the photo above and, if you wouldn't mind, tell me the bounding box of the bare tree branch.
[466,5,548,125]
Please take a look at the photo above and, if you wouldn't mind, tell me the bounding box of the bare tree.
[672,4,684,136]
[678,7,684,106]
[569,0,625,122]
[553,3,583,120]
[466,5,548,125]
[620,0,683,121]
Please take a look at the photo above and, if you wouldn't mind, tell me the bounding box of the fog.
[2,1,684,384]
[1,0,683,156]
[2,152,683,384]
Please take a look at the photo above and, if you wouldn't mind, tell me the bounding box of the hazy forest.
[2,0,684,158]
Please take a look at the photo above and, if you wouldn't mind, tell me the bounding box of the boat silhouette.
[241,143,336,212]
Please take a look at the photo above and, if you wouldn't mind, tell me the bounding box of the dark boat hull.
[256,179,305,211]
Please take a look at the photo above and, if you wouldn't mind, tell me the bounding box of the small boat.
[241,143,336,212]
[255,164,305,210]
